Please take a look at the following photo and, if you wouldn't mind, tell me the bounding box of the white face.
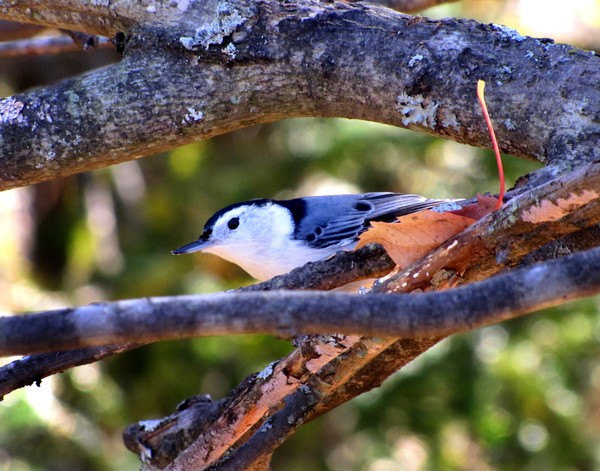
[202,202,302,280]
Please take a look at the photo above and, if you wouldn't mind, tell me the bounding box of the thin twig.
[0,344,140,400]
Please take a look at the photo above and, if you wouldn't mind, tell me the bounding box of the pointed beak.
[171,238,211,255]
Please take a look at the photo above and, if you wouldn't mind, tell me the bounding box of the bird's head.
[172,200,298,279]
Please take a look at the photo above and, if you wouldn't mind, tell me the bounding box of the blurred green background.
[1,1,599,470]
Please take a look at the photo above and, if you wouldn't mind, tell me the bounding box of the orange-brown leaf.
[357,210,476,269]
[449,193,497,220]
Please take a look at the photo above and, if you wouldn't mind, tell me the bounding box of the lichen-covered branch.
[1,0,600,468]
[1,0,599,190]
[0,0,220,37]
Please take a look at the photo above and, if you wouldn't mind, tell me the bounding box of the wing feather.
[296,192,455,249]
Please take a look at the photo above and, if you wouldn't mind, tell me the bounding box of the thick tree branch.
[1,0,599,190]
[0,0,217,37]
[2,244,599,357]
[0,1,598,469]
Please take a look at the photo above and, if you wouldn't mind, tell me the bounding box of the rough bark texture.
[374,162,600,292]
[122,334,444,470]
[1,0,599,190]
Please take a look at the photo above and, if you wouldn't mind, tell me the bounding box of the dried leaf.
[357,210,476,269]
[449,194,497,220]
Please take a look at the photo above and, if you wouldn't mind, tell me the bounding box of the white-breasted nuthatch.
[172,192,454,280]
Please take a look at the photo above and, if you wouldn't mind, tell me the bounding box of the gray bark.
[1,0,599,190]
[2,244,600,357]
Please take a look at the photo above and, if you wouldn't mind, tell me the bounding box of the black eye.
[227,217,240,230]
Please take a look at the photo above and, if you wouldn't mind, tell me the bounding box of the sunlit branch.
[1,245,599,357]
[1,0,598,190]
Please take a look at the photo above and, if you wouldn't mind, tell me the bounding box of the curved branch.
[1,0,598,190]
[1,1,599,467]
[2,244,599,357]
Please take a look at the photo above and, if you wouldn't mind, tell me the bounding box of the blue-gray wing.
[297,192,454,249]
